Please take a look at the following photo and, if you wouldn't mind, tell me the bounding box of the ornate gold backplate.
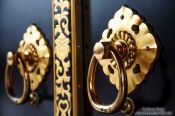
[18,24,51,91]
[99,6,159,94]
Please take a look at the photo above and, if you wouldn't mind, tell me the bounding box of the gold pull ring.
[87,42,127,113]
[5,52,30,104]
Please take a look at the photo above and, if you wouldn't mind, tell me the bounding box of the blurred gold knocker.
[87,5,159,115]
[5,52,30,104]
[5,24,51,105]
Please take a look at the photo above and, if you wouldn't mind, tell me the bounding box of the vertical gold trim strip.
[52,0,56,115]
[53,0,72,116]
[71,0,78,116]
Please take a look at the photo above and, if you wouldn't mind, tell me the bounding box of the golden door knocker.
[87,6,159,115]
[5,24,51,105]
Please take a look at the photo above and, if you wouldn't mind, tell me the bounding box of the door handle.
[87,41,128,113]
[5,24,51,105]
[87,6,159,115]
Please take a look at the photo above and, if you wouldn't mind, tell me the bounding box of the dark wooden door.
[83,0,175,116]
[0,0,53,116]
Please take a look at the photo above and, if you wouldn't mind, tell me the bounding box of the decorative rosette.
[99,6,159,94]
[17,25,50,91]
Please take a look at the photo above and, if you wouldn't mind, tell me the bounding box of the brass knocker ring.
[87,6,159,115]
[4,24,51,105]
[87,42,127,113]
[5,52,30,104]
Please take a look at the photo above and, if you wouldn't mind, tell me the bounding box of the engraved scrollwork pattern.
[54,0,71,116]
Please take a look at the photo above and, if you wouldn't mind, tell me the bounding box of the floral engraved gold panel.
[53,0,72,116]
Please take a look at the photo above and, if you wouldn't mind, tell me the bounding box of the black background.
[83,0,175,116]
[0,0,53,116]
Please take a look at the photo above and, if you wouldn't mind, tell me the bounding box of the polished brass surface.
[5,25,51,104]
[99,6,159,94]
[87,41,127,113]
[87,5,159,115]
